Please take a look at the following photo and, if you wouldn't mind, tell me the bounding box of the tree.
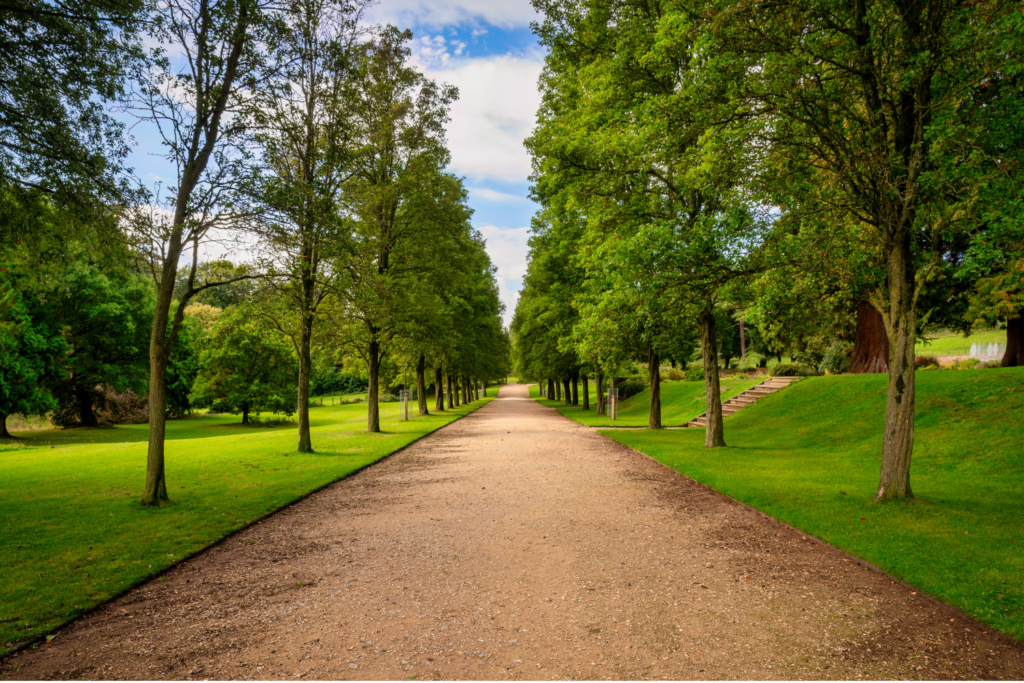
[0,0,143,206]
[250,0,367,451]
[190,310,297,424]
[0,266,65,437]
[711,0,1024,497]
[127,0,269,505]
[331,26,462,432]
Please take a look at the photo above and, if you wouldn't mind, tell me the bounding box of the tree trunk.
[849,299,889,373]
[582,373,589,410]
[435,367,445,411]
[143,271,176,506]
[296,312,314,452]
[699,308,725,448]
[555,380,561,402]
[446,372,454,409]
[547,378,555,400]
[1002,313,1024,367]
[453,375,460,407]
[571,370,578,406]
[562,377,571,405]
[609,375,617,419]
[367,336,381,432]
[482,382,487,397]
[416,354,429,416]
[242,403,250,425]
[76,384,98,427]
[648,342,662,430]
[0,412,9,438]
[875,236,916,500]
[596,370,605,415]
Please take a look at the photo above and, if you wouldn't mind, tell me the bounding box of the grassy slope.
[529,378,763,427]
[0,397,489,653]
[599,369,1024,640]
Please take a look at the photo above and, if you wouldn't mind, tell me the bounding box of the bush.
[378,393,399,403]
[915,356,940,369]
[661,367,686,381]
[616,376,647,399]
[819,341,851,375]
[948,357,980,371]
[978,360,1002,369]
[771,363,816,377]
[684,366,704,382]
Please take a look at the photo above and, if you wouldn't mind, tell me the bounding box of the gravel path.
[4,383,1023,680]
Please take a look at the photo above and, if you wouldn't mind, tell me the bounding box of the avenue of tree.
[0,0,510,505]
[513,0,1024,500]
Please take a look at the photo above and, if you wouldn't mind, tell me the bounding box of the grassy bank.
[598,369,1024,640]
[0,397,490,654]
[530,377,763,427]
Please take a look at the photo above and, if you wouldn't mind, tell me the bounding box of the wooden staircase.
[686,376,801,429]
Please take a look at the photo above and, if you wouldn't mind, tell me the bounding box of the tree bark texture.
[581,374,589,410]
[366,336,381,432]
[648,342,662,430]
[699,309,725,447]
[296,310,314,452]
[435,367,445,411]
[596,370,604,415]
[416,354,429,416]
[547,378,555,400]
[875,236,916,500]
[850,299,890,373]
[1002,313,1024,367]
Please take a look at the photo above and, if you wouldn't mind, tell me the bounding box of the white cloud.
[477,224,530,324]
[365,0,539,30]
[410,44,544,183]
[469,186,531,204]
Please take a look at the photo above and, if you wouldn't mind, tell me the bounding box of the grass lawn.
[916,328,1006,356]
[0,396,490,654]
[529,377,764,427]
[598,368,1024,640]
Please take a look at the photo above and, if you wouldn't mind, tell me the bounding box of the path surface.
[4,383,1023,681]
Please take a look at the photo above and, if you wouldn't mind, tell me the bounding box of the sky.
[124,0,545,326]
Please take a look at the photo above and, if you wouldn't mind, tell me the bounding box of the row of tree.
[0,0,509,505]
[513,0,1023,500]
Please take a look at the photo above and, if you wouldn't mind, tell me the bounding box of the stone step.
[686,377,800,427]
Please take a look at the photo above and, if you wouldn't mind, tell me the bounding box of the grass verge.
[529,377,763,427]
[0,397,490,654]
[598,369,1024,640]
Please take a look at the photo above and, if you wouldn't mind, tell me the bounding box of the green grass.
[598,369,1024,640]
[916,328,1005,356]
[529,377,764,427]
[0,397,490,654]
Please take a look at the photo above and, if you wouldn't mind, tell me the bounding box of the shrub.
[771,363,816,377]
[684,366,704,382]
[616,376,647,399]
[978,360,1002,369]
[948,357,980,371]
[662,367,686,381]
[819,341,851,375]
[378,393,400,403]
[915,356,940,369]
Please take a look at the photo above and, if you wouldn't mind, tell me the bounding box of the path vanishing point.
[4,383,1024,680]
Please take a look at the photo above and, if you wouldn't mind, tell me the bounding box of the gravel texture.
[3,382,1023,680]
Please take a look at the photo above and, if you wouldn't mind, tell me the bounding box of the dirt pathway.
[4,383,1022,680]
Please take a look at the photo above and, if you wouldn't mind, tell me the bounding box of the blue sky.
[123,0,544,325]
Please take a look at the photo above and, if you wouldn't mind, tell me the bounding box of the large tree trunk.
[849,299,889,373]
[75,384,98,427]
[1002,313,1024,367]
[875,236,916,500]
[555,380,561,402]
[582,373,589,410]
[435,367,445,411]
[0,412,9,438]
[648,342,662,430]
[296,311,314,452]
[595,369,604,415]
[562,377,571,405]
[547,378,555,400]
[453,375,460,407]
[143,270,176,506]
[699,308,725,447]
[446,372,454,409]
[416,354,429,416]
[571,370,578,406]
[366,336,381,432]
